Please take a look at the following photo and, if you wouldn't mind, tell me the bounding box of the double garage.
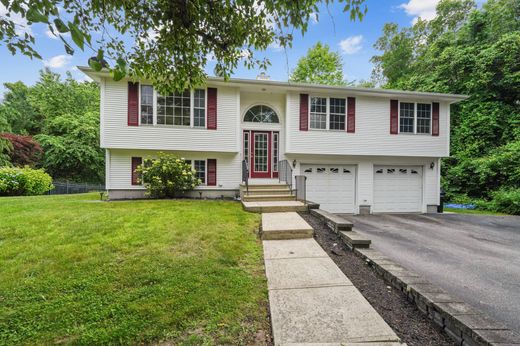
[301,164,424,214]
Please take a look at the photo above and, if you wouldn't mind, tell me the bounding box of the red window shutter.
[299,94,309,131]
[347,97,356,133]
[207,159,217,186]
[432,102,440,136]
[207,88,217,130]
[131,157,142,185]
[390,99,399,134]
[128,82,139,126]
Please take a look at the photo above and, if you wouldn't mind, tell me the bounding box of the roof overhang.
[78,66,468,104]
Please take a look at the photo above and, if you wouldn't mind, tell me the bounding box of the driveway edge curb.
[353,247,520,346]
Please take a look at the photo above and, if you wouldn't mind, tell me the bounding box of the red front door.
[251,131,271,178]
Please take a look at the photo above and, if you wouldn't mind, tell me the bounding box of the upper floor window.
[399,101,431,134]
[310,96,347,130]
[140,85,154,125]
[310,97,327,129]
[139,86,206,127]
[244,105,279,123]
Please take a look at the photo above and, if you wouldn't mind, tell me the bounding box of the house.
[80,67,467,214]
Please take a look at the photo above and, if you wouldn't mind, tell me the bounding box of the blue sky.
[0,0,443,96]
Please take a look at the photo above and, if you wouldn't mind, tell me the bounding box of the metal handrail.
[242,159,249,195]
[278,160,293,192]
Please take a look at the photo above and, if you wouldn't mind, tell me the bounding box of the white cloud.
[43,55,72,68]
[339,35,363,55]
[309,12,318,24]
[399,0,439,22]
[0,4,32,36]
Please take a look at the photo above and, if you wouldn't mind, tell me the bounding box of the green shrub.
[137,153,201,198]
[0,167,54,196]
[487,188,520,215]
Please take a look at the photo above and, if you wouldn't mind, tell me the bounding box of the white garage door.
[373,166,423,213]
[302,164,356,213]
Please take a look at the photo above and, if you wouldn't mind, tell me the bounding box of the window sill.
[308,128,348,132]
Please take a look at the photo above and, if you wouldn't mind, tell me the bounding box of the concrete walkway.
[263,236,402,345]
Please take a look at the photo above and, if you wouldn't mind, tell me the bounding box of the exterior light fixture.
[430,162,435,169]
[292,160,297,168]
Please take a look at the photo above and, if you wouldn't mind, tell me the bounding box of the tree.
[0,81,38,134]
[0,133,43,167]
[35,111,104,183]
[290,42,346,85]
[0,0,367,92]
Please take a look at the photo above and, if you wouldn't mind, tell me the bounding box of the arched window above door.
[244,105,279,123]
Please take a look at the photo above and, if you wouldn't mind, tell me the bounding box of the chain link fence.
[48,181,105,195]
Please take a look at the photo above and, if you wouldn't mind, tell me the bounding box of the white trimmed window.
[139,86,206,127]
[399,101,432,134]
[140,85,154,125]
[309,96,347,130]
[310,97,327,129]
[194,160,206,184]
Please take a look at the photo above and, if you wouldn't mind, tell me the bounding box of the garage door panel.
[302,164,356,214]
[373,165,422,213]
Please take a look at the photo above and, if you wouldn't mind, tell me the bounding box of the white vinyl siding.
[286,92,449,157]
[102,80,238,152]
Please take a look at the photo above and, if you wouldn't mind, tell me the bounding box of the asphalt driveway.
[341,213,520,333]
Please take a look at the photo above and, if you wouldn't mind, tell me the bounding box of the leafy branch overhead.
[0,0,367,92]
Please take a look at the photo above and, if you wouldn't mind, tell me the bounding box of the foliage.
[137,154,201,198]
[0,133,43,167]
[371,0,520,208]
[290,42,346,85]
[0,137,12,167]
[484,188,520,215]
[0,166,53,196]
[0,70,102,183]
[35,112,104,183]
[0,1,367,93]
[0,193,266,344]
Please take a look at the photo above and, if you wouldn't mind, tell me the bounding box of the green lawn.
[0,193,268,345]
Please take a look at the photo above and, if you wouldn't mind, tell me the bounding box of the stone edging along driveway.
[310,209,520,346]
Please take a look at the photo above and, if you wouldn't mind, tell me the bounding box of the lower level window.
[194,160,206,184]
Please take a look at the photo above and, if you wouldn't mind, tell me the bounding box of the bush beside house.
[137,153,201,198]
[0,167,53,196]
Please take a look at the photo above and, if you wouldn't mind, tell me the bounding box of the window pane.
[310,97,327,129]
[399,102,414,133]
[244,105,279,123]
[273,133,279,171]
[417,103,431,134]
[194,89,206,127]
[194,160,206,184]
[140,85,154,124]
[329,98,345,130]
[157,89,191,126]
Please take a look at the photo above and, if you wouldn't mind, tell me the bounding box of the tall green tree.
[0,0,367,92]
[371,0,520,204]
[290,42,346,85]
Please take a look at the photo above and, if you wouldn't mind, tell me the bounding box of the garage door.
[373,166,423,213]
[302,164,356,213]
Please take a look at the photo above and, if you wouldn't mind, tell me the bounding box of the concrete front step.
[261,212,314,240]
[242,194,296,202]
[244,188,293,196]
[242,200,308,213]
[310,209,353,232]
[240,183,290,191]
[340,230,372,249]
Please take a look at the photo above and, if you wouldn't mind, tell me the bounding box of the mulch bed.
[299,212,456,346]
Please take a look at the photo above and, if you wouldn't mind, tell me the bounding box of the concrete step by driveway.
[242,200,307,213]
[242,194,296,202]
[340,230,372,249]
[262,238,401,345]
[261,212,313,240]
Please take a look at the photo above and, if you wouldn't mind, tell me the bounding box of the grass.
[0,193,268,345]
[444,207,510,216]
